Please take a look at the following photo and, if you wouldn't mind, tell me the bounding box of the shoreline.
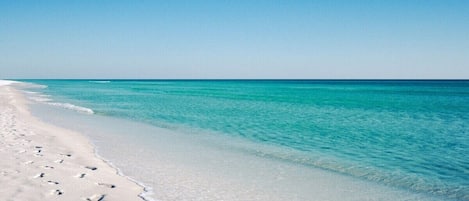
[2,79,459,201]
[0,81,149,200]
[87,139,154,201]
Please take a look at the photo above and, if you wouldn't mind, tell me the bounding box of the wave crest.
[23,90,94,115]
[29,97,53,102]
[46,102,95,114]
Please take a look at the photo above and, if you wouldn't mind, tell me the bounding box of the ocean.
[18,80,469,201]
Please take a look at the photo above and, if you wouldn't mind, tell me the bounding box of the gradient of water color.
[22,80,469,200]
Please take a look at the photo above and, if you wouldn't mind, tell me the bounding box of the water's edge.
[12,83,156,201]
[16,80,468,201]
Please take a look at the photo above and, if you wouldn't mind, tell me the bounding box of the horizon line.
[6,78,469,81]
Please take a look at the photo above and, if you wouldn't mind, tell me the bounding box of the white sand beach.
[0,80,145,201]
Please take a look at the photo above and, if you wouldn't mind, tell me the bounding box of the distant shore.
[0,80,145,200]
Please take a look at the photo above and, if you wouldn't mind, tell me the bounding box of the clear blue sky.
[1,0,468,79]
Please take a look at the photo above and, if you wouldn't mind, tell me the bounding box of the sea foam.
[45,102,95,114]
[0,80,20,86]
[23,89,94,115]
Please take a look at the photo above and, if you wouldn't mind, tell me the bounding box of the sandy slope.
[0,82,145,201]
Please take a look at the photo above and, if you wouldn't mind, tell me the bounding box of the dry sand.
[0,81,146,201]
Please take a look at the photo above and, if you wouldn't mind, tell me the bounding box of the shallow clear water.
[19,80,469,200]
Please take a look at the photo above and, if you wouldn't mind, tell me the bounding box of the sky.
[1,0,468,79]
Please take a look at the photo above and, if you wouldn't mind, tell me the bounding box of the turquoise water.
[22,80,469,200]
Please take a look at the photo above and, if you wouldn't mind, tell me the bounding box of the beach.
[0,80,145,200]
[2,0,467,200]
[1,79,467,201]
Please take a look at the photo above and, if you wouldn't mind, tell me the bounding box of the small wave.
[46,102,95,114]
[29,97,53,102]
[0,80,19,86]
[22,90,39,94]
[24,91,52,102]
[24,83,48,89]
[22,90,94,115]
[23,91,51,96]
[89,81,111,84]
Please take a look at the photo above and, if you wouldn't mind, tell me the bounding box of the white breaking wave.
[46,102,95,114]
[24,83,48,89]
[25,91,52,102]
[24,90,51,102]
[29,97,53,102]
[23,89,94,115]
[23,90,39,94]
[0,80,20,86]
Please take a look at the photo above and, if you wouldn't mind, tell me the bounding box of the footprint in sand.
[52,189,64,195]
[34,173,45,178]
[47,180,59,185]
[86,194,106,201]
[98,183,116,188]
[85,166,98,171]
[34,146,43,154]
